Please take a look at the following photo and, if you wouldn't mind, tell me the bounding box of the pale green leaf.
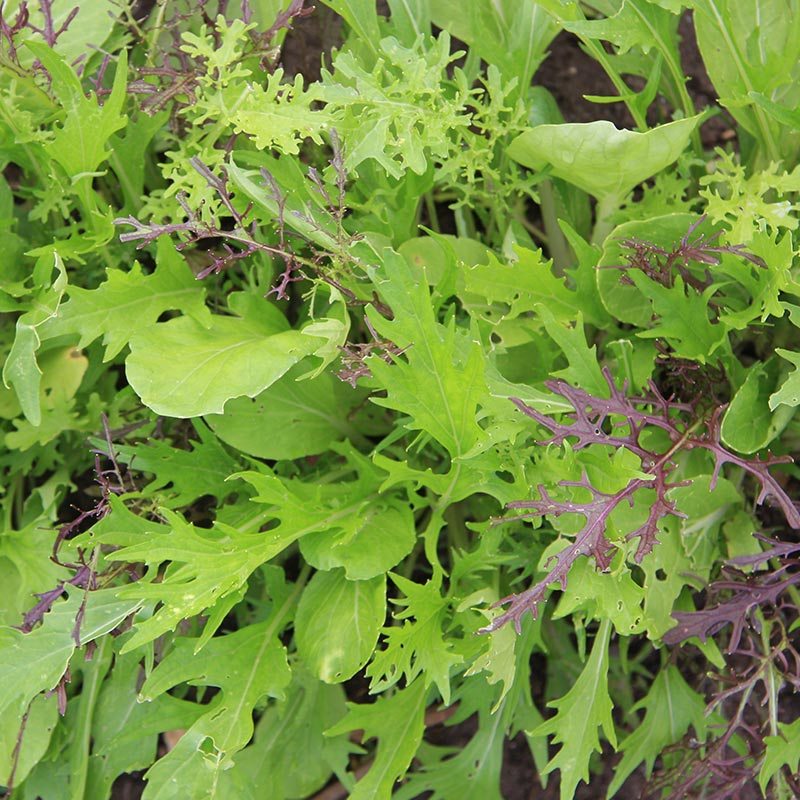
[125,311,321,418]
[507,116,701,200]
[295,570,386,683]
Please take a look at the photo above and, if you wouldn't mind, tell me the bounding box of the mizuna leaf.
[366,248,486,458]
[325,678,427,800]
[367,574,462,705]
[26,42,128,178]
[759,717,800,795]
[140,622,291,753]
[44,240,209,361]
[608,666,706,797]
[533,618,616,800]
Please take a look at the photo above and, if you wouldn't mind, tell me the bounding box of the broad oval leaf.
[126,315,321,418]
[507,116,701,199]
[205,366,357,459]
[597,213,708,327]
[300,503,416,579]
[295,570,386,683]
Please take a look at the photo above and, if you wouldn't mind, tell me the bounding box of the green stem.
[69,635,113,800]
[591,193,623,245]
[538,180,571,274]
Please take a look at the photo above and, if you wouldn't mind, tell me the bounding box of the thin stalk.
[538,179,571,274]
[69,635,113,800]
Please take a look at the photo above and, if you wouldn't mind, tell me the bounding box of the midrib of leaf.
[161,335,266,399]
[396,0,422,37]
[217,631,278,749]
[569,619,612,775]
[703,0,778,161]
[199,573,305,751]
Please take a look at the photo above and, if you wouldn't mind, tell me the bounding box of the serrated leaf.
[533,618,616,800]
[296,570,386,683]
[367,574,462,705]
[537,305,608,398]
[325,678,427,800]
[632,273,727,362]
[367,249,486,458]
[44,239,209,361]
[608,666,706,797]
[26,43,128,178]
[140,621,291,753]
[759,717,800,795]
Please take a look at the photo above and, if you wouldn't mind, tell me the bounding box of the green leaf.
[295,570,386,683]
[507,116,701,200]
[632,273,727,362]
[429,0,557,93]
[2,253,67,425]
[533,618,616,800]
[760,716,800,795]
[608,666,706,797]
[367,249,486,458]
[0,590,141,719]
[85,649,205,799]
[721,358,796,452]
[227,669,350,798]
[140,621,291,753]
[100,506,301,652]
[538,305,609,398]
[125,306,321,418]
[26,43,128,178]
[770,348,800,408]
[300,499,416,580]
[205,365,360,460]
[367,574,462,705]
[0,695,57,787]
[318,0,382,51]
[686,0,800,163]
[111,422,239,507]
[325,678,428,800]
[44,239,210,361]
